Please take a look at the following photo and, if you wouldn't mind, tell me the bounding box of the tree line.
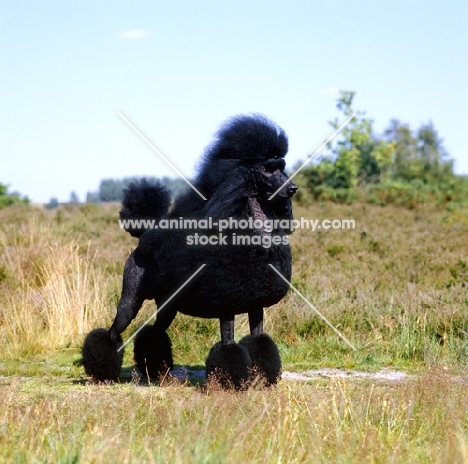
[85,176,187,203]
[294,91,467,208]
[2,94,466,210]
[41,177,187,209]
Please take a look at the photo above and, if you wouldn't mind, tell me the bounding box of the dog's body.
[82,114,297,388]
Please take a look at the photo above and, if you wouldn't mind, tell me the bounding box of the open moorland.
[0,201,467,463]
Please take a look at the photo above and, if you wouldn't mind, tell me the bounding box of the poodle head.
[197,114,297,202]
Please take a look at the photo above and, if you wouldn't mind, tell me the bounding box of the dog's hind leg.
[239,307,282,386]
[82,249,149,382]
[109,249,150,341]
[111,248,178,380]
[205,315,252,389]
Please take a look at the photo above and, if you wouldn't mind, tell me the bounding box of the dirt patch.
[169,366,411,383]
[282,368,410,382]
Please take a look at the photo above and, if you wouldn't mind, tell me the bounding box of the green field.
[1,202,467,463]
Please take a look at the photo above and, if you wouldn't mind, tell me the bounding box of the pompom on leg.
[82,328,124,382]
[239,333,282,387]
[133,325,173,379]
[205,342,252,390]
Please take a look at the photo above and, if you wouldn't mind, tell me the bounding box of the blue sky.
[1,0,467,203]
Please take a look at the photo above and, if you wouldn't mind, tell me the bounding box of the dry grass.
[1,369,467,463]
[266,202,468,370]
[0,202,467,462]
[1,202,467,368]
[0,216,117,356]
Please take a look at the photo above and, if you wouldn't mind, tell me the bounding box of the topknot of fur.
[203,114,288,163]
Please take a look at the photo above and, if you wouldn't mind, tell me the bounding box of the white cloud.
[117,29,150,40]
[322,87,342,96]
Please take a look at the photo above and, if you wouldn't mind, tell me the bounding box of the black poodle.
[82,114,298,388]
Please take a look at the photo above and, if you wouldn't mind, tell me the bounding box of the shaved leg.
[248,307,264,336]
[240,306,281,387]
[110,249,151,341]
[220,315,235,345]
[206,313,252,389]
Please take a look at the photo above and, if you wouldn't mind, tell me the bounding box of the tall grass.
[0,218,115,356]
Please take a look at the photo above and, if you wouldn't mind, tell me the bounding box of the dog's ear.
[203,167,252,218]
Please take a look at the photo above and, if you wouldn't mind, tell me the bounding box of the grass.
[0,201,467,462]
[1,369,468,463]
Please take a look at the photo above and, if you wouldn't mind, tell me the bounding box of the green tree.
[70,191,80,204]
[417,121,453,181]
[384,119,418,181]
[295,91,393,202]
[45,197,59,209]
[294,91,467,207]
[384,119,453,184]
[0,183,29,209]
[329,91,393,187]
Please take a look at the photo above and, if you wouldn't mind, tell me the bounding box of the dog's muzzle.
[277,177,298,198]
[261,167,299,199]
[287,183,298,197]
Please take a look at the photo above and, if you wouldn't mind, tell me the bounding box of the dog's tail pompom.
[119,179,171,237]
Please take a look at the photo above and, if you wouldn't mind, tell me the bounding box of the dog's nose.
[288,183,298,197]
